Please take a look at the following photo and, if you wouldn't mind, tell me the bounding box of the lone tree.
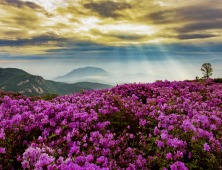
[201,63,213,79]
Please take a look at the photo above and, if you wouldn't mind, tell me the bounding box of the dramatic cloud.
[1,0,41,9]
[0,33,68,46]
[0,0,221,61]
[146,7,222,24]
[177,34,217,40]
[0,0,53,16]
[175,21,222,33]
[141,3,222,41]
[83,1,132,18]
[89,28,149,41]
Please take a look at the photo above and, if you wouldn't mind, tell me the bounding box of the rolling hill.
[0,68,113,96]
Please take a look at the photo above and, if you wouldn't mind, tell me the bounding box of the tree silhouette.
[201,63,213,79]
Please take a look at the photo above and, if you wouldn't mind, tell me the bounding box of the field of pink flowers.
[0,78,222,170]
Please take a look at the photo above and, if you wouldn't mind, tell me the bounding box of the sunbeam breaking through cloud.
[0,0,221,83]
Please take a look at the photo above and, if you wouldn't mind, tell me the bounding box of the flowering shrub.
[0,78,222,169]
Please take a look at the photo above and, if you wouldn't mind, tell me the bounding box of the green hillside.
[0,68,28,84]
[0,68,113,96]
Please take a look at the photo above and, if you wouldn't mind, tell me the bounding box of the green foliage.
[96,95,141,138]
[0,125,42,169]
[0,91,40,102]
[214,78,222,83]
[80,89,85,94]
[40,93,59,101]
[75,82,113,90]
[201,63,213,79]
[197,78,206,82]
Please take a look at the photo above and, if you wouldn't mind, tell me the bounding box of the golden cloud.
[0,0,221,56]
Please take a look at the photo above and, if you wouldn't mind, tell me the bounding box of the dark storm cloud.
[143,5,222,40]
[145,9,174,24]
[2,30,28,37]
[178,7,222,21]
[175,21,222,33]
[146,6,222,24]
[111,34,145,40]
[83,1,132,18]
[177,34,217,40]
[46,41,116,53]
[1,0,41,9]
[2,14,41,30]
[0,33,68,46]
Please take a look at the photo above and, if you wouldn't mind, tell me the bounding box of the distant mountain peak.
[71,66,107,72]
[53,66,108,82]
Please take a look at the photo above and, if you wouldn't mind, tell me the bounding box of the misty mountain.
[65,77,110,85]
[52,66,166,85]
[0,68,113,96]
[53,66,109,82]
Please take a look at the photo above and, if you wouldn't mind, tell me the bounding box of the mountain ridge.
[53,66,108,82]
[0,67,113,96]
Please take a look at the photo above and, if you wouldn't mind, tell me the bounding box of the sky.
[0,0,221,84]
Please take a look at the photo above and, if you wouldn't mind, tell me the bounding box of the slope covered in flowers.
[0,79,222,169]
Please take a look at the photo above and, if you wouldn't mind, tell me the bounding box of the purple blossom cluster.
[0,78,222,169]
